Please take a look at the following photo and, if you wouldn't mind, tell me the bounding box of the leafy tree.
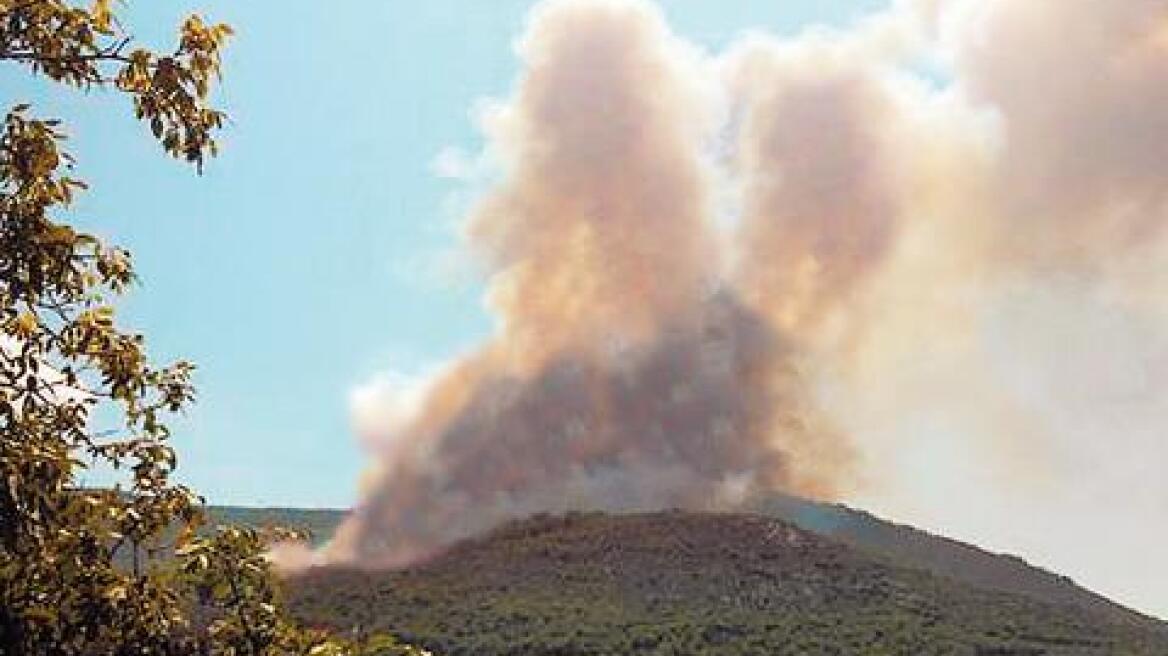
[0,2,424,654]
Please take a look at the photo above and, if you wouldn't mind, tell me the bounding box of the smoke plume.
[316,0,1168,618]
[325,0,851,565]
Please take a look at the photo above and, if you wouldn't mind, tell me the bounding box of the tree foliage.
[0,2,424,653]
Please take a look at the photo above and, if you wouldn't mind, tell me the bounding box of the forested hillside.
[210,494,1159,628]
[286,511,1168,655]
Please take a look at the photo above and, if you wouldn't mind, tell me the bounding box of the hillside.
[208,495,1157,628]
[285,511,1168,655]
[745,494,1153,628]
[207,506,344,547]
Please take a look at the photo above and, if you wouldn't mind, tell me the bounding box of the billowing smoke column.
[318,0,1168,617]
[326,0,852,565]
[336,293,828,564]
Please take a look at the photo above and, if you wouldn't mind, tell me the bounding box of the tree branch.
[0,50,132,65]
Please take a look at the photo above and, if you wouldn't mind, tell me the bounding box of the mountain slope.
[209,497,1158,629]
[207,506,344,547]
[285,511,1168,655]
[746,494,1153,628]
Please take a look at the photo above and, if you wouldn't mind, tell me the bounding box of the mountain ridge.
[285,510,1168,655]
[744,494,1158,628]
[207,496,1162,628]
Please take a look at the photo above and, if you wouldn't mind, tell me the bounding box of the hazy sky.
[0,1,885,507]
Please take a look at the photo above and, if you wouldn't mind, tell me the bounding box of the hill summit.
[286,511,1168,655]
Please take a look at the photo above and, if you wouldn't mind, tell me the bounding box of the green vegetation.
[288,511,1168,655]
[746,493,1153,627]
[208,507,348,549]
[0,3,422,653]
[206,494,1162,629]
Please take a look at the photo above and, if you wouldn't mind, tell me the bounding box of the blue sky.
[3,0,886,507]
